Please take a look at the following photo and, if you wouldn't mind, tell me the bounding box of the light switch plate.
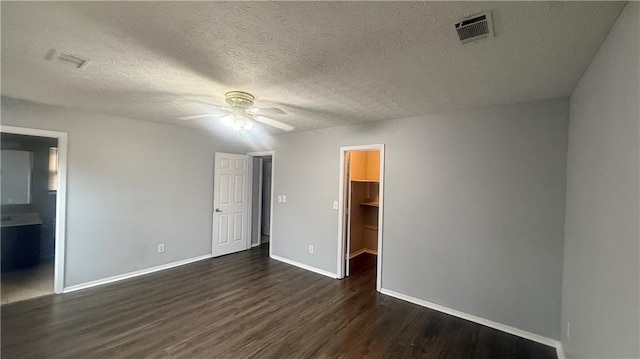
[282,195,287,203]
[333,201,338,210]
[277,195,282,203]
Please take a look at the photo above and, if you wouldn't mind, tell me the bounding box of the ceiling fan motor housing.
[225,91,255,108]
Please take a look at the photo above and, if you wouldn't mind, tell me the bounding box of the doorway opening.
[211,151,275,258]
[0,126,68,302]
[338,144,384,291]
[248,151,274,252]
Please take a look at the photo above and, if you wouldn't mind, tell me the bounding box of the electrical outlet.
[567,321,571,340]
[157,243,165,253]
[308,245,314,254]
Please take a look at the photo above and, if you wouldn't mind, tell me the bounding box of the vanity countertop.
[1,213,43,228]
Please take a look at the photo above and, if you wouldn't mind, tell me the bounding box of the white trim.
[256,157,263,247]
[380,288,561,349]
[555,342,566,359]
[269,153,274,259]
[348,248,378,259]
[1,125,65,139]
[377,145,385,291]
[247,151,274,157]
[247,151,275,259]
[1,125,68,294]
[63,254,211,293]
[337,144,385,292]
[270,254,338,279]
[246,156,253,250]
[338,144,385,152]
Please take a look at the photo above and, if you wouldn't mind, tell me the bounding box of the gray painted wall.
[1,97,248,287]
[270,99,569,339]
[561,3,640,358]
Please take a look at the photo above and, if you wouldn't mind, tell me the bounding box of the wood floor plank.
[1,245,557,358]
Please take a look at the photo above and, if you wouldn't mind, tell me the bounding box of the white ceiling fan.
[178,91,294,132]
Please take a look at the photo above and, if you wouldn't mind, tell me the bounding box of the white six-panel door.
[212,153,251,257]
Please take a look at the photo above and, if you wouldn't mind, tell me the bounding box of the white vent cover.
[44,49,91,69]
[455,11,494,44]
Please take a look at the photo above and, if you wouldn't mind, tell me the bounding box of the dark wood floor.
[2,245,557,358]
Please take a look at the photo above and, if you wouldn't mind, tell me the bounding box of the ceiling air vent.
[455,11,494,44]
[44,49,91,70]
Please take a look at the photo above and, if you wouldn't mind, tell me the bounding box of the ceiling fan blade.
[190,100,225,108]
[177,113,212,120]
[189,101,230,114]
[250,107,287,116]
[177,113,228,121]
[254,116,294,131]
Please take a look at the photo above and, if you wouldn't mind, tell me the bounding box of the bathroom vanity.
[1,213,43,272]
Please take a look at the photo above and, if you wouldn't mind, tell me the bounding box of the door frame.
[337,144,385,291]
[247,151,275,258]
[252,157,264,248]
[0,125,68,294]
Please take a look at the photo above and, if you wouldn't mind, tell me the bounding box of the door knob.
[215,208,223,213]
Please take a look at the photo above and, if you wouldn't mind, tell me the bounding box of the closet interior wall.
[349,150,380,258]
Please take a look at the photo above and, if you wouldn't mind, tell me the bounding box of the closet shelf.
[351,179,379,183]
[360,201,379,207]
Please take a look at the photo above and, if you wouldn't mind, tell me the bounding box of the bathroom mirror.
[1,150,32,205]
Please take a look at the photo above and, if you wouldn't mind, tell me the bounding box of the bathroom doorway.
[1,133,56,303]
[1,126,68,302]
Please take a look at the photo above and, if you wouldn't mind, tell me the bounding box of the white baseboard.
[380,288,561,351]
[270,254,338,279]
[349,248,378,259]
[63,254,212,293]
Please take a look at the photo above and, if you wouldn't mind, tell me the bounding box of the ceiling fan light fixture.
[220,95,253,131]
[222,111,254,131]
[242,119,254,130]
[178,91,292,132]
[221,114,235,128]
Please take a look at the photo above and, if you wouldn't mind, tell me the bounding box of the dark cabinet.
[1,224,42,272]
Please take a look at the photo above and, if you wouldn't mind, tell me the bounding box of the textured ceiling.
[1,1,625,132]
